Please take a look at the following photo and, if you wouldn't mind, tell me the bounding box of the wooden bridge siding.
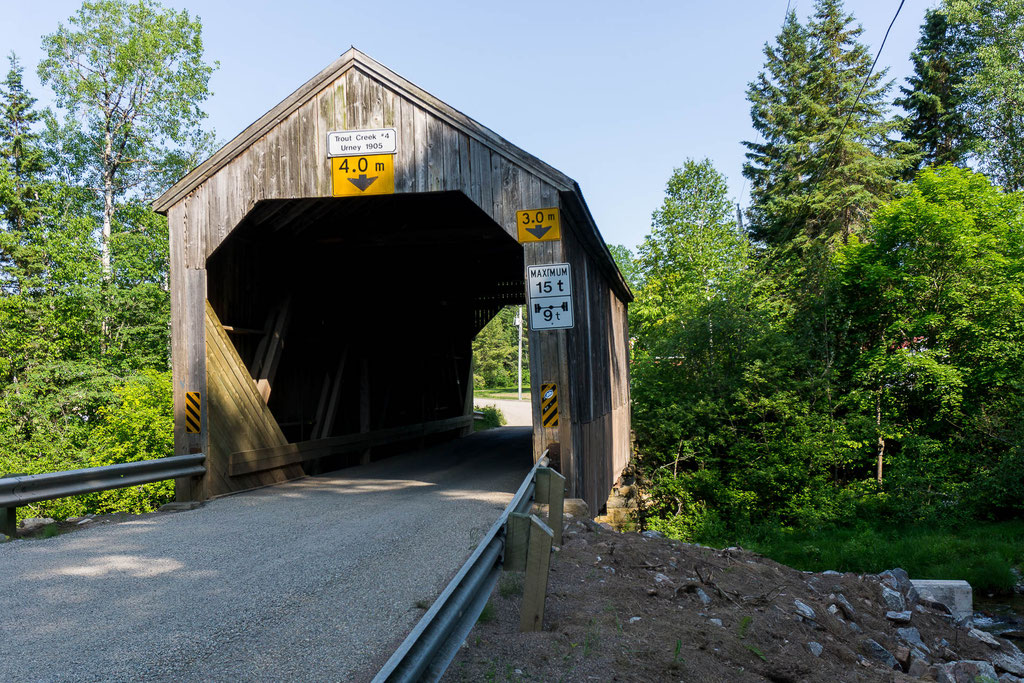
[559,218,632,514]
[165,55,628,507]
[170,68,561,266]
[204,302,305,494]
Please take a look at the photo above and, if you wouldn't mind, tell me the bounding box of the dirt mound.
[447,519,1024,682]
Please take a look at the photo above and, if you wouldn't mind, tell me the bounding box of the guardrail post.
[535,467,565,546]
[2,505,15,537]
[519,513,553,632]
[504,512,531,572]
[1,472,24,537]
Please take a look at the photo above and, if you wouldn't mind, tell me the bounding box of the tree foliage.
[943,0,1024,191]
[472,306,528,389]
[632,161,1024,540]
[39,0,216,276]
[0,1,217,521]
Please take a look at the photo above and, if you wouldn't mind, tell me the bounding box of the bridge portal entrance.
[155,50,631,513]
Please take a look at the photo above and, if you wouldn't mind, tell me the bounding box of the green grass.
[498,572,523,598]
[701,520,1024,592]
[477,600,496,624]
[474,385,530,400]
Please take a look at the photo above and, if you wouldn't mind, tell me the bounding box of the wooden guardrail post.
[519,513,553,632]
[503,512,531,572]
[535,467,566,546]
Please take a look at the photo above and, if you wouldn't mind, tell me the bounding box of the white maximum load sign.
[528,263,574,330]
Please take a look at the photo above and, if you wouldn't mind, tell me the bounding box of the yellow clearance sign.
[331,154,395,197]
[517,207,561,243]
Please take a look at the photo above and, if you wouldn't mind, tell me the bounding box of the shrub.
[475,405,506,430]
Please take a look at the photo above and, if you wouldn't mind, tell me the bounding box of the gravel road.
[0,427,532,682]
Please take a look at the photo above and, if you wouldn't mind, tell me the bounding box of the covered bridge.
[154,49,631,514]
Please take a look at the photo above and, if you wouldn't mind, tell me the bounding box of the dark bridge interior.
[206,192,524,470]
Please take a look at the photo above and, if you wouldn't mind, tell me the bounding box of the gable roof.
[153,48,577,213]
[152,48,631,301]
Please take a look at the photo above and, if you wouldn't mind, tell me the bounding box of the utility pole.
[515,306,524,401]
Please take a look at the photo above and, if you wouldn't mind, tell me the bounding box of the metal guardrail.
[373,452,559,682]
[0,454,206,535]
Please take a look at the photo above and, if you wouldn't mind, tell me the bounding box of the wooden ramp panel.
[205,301,305,496]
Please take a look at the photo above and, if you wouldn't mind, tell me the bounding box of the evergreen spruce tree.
[894,10,975,175]
[743,10,811,248]
[743,0,907,251]
[0,54,47,281]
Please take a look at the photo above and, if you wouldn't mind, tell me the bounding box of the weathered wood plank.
[458,131,471,198]
[315,86,335,197]
[184,268,207,459]
[398,97,415,193]
[467,137,485,208]
[490,151,504,233]
[206,301,287,448]
[346,69,361,129]
[519,514,553,632]
[382,84,397,128]
[443,123,460,192]
[413,106,427,192]
[333,76,347,130]
[169,204,188,470]
[264,123,282,200]
[297,99,317,198]
[426,114,443,192]
[366,75,385,128]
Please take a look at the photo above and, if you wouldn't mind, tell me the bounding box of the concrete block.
[563,498,589,518]
[910,579,972,622]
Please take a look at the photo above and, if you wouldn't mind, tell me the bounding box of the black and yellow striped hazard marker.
[541,383,559,427]
[185,392,201,434]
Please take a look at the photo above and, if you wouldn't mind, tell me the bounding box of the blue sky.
[2,0,930,250]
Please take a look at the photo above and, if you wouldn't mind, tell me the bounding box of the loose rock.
[835,593,856,619]
[808,641,823,657]
[886,610,913,623]
[969,627,1001,648]
[793,599,816,620]
[937,660,999,683]
[881,585,906,612]
[862,638,900,670]
[907,657,931,678]
[994,652,1024,677]
[897,626,930,653]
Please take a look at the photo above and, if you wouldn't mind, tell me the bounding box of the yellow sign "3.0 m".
[517,207,561,243]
